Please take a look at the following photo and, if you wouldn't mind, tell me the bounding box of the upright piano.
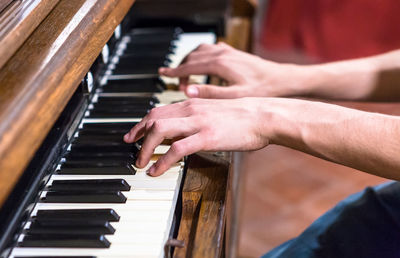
[0,0,248,257]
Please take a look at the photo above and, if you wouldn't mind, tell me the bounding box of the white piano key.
[12,246,162,257]
[123,190,175,200]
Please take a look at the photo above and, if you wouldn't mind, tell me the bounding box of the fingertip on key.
[123,133,130,142]
[159,67,168,74]
[146,165,156,176]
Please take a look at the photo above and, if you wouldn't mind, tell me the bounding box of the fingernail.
[124,133,130,141]
[159,67,167,74]
[146,165,155,176]
[186,86,199,97]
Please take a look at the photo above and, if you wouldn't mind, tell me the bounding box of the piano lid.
[0,0,135,207]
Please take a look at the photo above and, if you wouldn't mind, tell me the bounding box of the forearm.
[295,50,400,101]
[264,98,400,179]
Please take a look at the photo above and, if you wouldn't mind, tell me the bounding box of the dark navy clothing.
[262,181,400,258]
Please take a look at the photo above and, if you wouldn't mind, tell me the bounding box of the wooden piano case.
[0,0,238,257]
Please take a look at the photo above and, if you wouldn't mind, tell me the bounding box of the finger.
[136,118,196,168]
[184,84,246,99]
[158,61,214,78]
[123,118,154,143]
[146,133,204,176]
[124,102,188,143]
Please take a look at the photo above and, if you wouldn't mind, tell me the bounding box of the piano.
[0,0,254,257]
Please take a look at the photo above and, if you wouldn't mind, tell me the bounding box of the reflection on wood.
[0,0,59,69]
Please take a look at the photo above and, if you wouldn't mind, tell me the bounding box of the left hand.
[123,98,274,176]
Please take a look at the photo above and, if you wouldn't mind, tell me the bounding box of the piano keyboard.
[10,27,215,258]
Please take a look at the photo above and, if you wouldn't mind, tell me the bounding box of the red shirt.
[261,0,400,62]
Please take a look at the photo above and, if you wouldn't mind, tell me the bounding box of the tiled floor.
[237,102,400,257]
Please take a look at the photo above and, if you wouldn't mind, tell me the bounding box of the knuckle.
[170,142,185,156]
[151,120,165,134]
[145,119,155,130]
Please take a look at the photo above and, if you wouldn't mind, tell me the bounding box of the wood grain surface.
[173,152,230,258]
[0,0,59,69]
[0,0,135,206]
[0,0,13,13]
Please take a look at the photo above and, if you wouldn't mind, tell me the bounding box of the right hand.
[123,97,275,176]
[159,42,309,99]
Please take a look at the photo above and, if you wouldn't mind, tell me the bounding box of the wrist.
[277,64,321,97]
[257,98,302,146]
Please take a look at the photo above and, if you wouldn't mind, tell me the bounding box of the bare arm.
[124,98,400,179]
[160,44,400,102]
[304,50,400,101]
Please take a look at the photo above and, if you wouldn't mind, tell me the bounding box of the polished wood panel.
[0,0,135,206]
[0,0,59,69]
[0,0,13,13]
[173,152,230,258]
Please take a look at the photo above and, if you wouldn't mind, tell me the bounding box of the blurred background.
[237,0,400,257]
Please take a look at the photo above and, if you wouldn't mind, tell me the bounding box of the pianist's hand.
[123,97,274,176]
[159,42,308,99]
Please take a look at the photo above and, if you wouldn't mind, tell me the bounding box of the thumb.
[185,84,244,99]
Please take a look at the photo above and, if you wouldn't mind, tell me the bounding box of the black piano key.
[129,27,181,36]
[28,219,115,235]
[78,129,130,137]
[116,56,171,66]
[89,105,151,113]
[125,40,175,49]
[120,50,170,59]
[117,54,167,65]
[71,136,127,146]
[113,62,162,71]
[42,191,127,203]
[111,66,160,75]
[80,122,137,135]
[19,234,111,248]
[82,122,136,130]
[64,155,135,164]
[95,96,159,104]
[69,143,133,153]
[92,102,155,110]
[49,179,131,191]
[87,110,149,119]
[62,159,135,168]
[35,209,120,222]
[58,166,136,175]
[65,151,132,159]
[73,134,127,143]
[127,35,175,44]
[124,46,175,56]
[100,79,165,93]
[123,46,172,57]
